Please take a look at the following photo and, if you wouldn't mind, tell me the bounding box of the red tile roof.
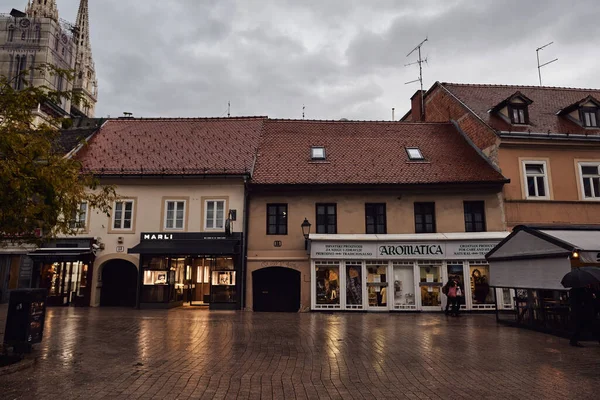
[440,83,600,135]
[252,120,507,185]
[76,117,266,176]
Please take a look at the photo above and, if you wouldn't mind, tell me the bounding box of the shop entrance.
[100,259,137,307]
[253,267,300,312]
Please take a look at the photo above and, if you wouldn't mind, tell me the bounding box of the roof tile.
[252,120,506,185]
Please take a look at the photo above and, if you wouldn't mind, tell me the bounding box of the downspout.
[241,175,250,310]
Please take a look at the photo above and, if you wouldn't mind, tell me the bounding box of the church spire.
[73,0,98,117]
[26,0,59,22]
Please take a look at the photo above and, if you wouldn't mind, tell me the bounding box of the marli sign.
[143,234,173,240]
[311,241,498,260]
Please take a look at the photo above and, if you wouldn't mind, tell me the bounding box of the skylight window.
[406,147,424,161]
[311,146,326,160]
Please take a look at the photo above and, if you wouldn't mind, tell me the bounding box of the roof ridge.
[266,119,452,124]
[441,82,600,92]
[107,116,268,121]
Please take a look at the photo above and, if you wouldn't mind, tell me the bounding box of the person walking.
[569,286,594,347]
[446,278,460,317]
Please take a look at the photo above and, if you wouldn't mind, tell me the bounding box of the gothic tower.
[72,0,97,118]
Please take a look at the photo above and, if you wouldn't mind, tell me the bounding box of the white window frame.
[113,200,135,230]
[522,160,550,200]
[69,201,88,230]
[311,146,326,160]
[406,147,424,160]
[578,162,600,200]
[164,200,186,230]
[204,199,226,230]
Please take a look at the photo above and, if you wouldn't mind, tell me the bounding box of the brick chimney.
[411,90,426,122]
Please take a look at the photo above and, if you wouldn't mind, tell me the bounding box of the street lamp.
[301,218,311,250]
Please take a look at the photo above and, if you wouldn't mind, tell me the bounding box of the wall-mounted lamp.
[301,218,311,250]
[572,251,580,259]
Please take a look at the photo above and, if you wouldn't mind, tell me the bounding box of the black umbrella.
[561,267,600,288]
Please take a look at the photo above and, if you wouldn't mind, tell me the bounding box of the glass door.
[366,262,389,310]
[392,262,416,310]
[418,262,442,310]
[189,257,211,306]
[446,263,466,310]
[469,263,495,310]
[344,262,364,310]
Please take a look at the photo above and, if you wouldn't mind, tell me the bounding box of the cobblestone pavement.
[1,308,598,400]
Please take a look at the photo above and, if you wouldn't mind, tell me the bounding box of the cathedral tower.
[25,0,59,22]
[72,0,97,118]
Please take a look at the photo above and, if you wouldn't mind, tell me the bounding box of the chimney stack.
[411,90,426,122]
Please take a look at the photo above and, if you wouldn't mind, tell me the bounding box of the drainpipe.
[241,175,250,310]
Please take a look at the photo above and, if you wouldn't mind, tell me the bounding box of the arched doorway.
[100,259,138,307]
[253,267,300,312]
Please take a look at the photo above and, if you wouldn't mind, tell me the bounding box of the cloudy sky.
[10,0,600,120]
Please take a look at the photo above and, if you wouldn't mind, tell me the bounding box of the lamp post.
[301,218,311,250]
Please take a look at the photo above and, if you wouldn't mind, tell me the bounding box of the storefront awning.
[128,239,240,256]
[27,248,93,262]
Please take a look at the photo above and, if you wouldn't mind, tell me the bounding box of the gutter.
[241,176,250,311]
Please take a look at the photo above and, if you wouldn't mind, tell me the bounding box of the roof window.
[406,147,424,161]
[508,103,528,125]
[311,146,326,160]
[580,107,598,128]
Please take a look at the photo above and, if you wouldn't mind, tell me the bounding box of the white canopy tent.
[486,226,600,290]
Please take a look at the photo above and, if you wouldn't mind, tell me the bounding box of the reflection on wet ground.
[0,307,598,399]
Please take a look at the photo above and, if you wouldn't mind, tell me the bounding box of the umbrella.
[561,267,600,288]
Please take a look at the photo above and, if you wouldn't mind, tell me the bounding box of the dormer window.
[311,146,326,160]
[406,147,424,161]
[508,104,528,124]
[580,107,598,128]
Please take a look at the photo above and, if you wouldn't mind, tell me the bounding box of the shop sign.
[312,241,498,260]
[143,234,173,240]
[312,243,377,259]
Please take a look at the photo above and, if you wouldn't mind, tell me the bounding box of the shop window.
[523,161,549,199]
[69,201,88,229]
[164,200,186,230]
[315,261,340,306]
[446,263,465,309]
[392,262,415,309]
[365,203,386,234]
[419,262,441,307]
[345,261,363,308]
[366,262,388,308]
[470,264,493,306]
[266,203,288,235]
[580,107,599,127]
[205,200,225,230]
[579,163,600,199]
[211,257,236,303]
[463,201,486,232]
[113,200,134,230]
[414,202,436,233]
[316,203,337,234]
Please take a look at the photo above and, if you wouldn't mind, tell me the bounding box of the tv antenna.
[536,42,558,86]
[302,104,305,119]
[227,101,231,117]
[405,37,428,120]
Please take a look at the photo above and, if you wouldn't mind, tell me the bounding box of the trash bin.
[3,289,47,353]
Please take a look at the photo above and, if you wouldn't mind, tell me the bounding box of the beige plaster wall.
[246,189,505,310]
[69,178,246,306]
[498,144,600,227]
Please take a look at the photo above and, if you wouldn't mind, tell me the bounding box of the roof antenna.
[536,42,558,86]
[227,101,231,117]
[392,107,395,121]
[405,37,428,121]
[302,104,305,119]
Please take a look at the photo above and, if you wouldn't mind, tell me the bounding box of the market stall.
[486,225,600,335]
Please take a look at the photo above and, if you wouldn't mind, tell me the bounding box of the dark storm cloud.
[10,0,600,120]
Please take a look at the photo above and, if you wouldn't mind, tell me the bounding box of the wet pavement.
[0,307,598,399]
